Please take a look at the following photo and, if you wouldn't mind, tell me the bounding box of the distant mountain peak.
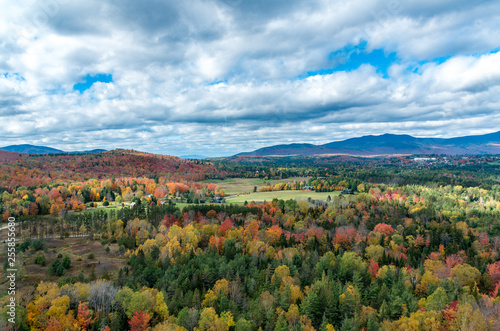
[238,131,500,156]
[0,144,107,154]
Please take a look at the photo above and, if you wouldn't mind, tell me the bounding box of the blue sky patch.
[73,73,113,93]
[407,49,500,75]
[210,80,228,85]
[2,72,25,80]
[302,41,399,79]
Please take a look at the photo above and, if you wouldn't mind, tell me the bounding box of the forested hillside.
[0,150,224,220]
[1,154,500,330]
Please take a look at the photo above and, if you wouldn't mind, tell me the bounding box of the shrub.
[18,239,31,252]
[101,270,112,280]
[49,259,61,276]
[56,264,65,276]
[35,255,47,266]
[31,239,45,251]
[89,266,97,281]
[62,256,71,269]
[102,201,109,206]
[118,235,135,249]
[57,276,75,287]
[87,253,95,260]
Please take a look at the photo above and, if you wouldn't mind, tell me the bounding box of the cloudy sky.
[1,0,500,157]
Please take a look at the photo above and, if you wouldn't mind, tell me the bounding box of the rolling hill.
[0,144,107,154]
[238,131,500,156]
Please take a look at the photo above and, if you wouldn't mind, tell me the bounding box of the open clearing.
[0,237,127,303]
[226,190,339,203]
[202,177,311,195]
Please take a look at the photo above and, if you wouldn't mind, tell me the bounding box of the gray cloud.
[1,0,500,156]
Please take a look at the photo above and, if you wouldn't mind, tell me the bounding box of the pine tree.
[378,300,389,321]
[324,281,341,325]
[352,271,363,290]
[320,313,329,331]
[89,265,97,281]
[366,313,380,331]
[280,285,292,311]
[274,313,288,331]
[340,317,353,331]
[301,287,322,327]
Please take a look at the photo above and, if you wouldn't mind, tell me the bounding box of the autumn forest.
[1,150,500,330]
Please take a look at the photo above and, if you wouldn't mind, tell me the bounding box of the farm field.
[225,190,340,203]
[80,203,123,214]
[201,176,311,194]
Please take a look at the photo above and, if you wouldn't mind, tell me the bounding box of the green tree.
[366,313,379,331]
[235,318,252,331]
[341,317,353,331]
[425,287,449,311]
[62,256,71,269]
[301,287,322,327]
[274,313,288,331]
[280,285,292,311]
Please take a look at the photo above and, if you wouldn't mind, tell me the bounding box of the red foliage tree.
[209,235,226,254]
[266,225,284,244]
[443,301,458,323]
[76,301,95,331]
[333,226,357,250]
[487,261,500,289]
[373,223,394,236]
[129,310,151,331]
[220,219,234,235]
[369,259,380,279]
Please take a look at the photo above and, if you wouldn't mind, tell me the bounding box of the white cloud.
[0,0,500,156]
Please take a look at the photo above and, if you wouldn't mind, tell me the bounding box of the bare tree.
[88,280,118,319]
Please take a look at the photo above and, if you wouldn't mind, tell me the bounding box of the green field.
[225,190,339,203]
[78,204,124,215]
[77,178,326,212]
[203,177,311,195]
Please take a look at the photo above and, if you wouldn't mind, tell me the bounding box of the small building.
[130,202,137,208]
[211,196,225,203]
[341,188,354,195]
[303,186,315,191]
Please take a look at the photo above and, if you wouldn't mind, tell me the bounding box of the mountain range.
[0,144,107,154]
[4,131,500,157]
[238,131,500,156]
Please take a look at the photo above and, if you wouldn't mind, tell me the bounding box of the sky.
[1,0,500,157]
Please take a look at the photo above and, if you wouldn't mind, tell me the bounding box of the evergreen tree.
[366,313,380,331]
[279,285,292,311]
[340,317,353,331]
[301,287,322,327]
[274,313,288,331]
[320,313,330,331]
